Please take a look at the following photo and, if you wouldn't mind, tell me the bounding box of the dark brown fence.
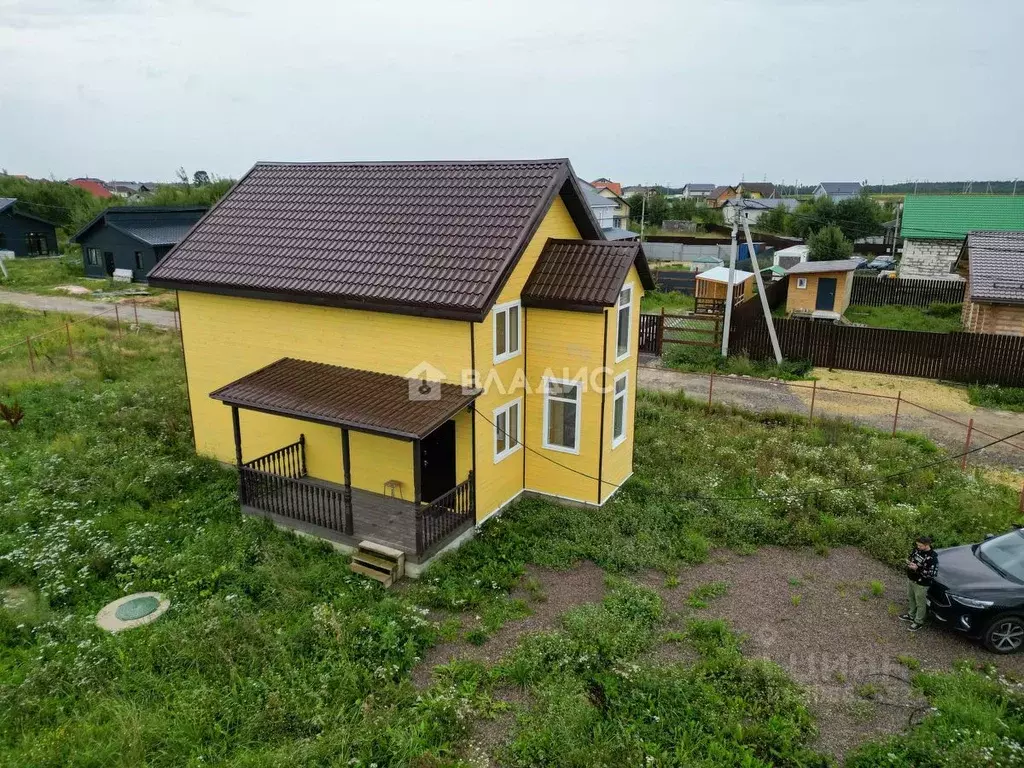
[731,315,1024,386]
[243,436,306,478]
[639,313,661,354]
[850,276,966,307]
[417,472,475,557]
[240,467,349,533]
[652,269,697,295]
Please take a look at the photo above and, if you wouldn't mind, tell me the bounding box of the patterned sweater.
[906,547,938,585]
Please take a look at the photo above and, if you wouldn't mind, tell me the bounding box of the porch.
[239,436,475,560]
[212,357,481,563]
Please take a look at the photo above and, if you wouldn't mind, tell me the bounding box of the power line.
[474,407,1024,503]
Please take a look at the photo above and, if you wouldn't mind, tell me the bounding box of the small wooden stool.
[383,479,404,499]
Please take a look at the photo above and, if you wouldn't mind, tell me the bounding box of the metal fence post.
[114,304,122,338]
[133,299,139,326]
[892,391,901,436]
[25,337,35,372]
[809,380,817,423]
[66,323,73,360]
[961,418,974,471]
[707,371,714,413]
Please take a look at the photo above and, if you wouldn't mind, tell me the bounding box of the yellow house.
[149,159,654,574]
[784,259,860,319]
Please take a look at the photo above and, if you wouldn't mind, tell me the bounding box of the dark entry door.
[815,278,837,311]
[419,420,457,503]
[103,251,115,277]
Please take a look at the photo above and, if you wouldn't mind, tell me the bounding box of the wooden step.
[349,540,405,588]
[350,561,395,588]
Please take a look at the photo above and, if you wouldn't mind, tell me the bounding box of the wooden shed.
[784,259,860,319]
[955,231,1024,336]
[694,266,754,314]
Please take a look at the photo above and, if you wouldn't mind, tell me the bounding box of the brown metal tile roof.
[521,239,655,311]
[148,159,602,321]
[210,358,480,440]
[962,231,1024,305]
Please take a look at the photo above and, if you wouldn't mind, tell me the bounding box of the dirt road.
[0,289,177,330]
[639,363,1024,471]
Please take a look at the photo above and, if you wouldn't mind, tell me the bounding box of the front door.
[419,420,456,502]
[103,251,115,277]
[815,277,837,311]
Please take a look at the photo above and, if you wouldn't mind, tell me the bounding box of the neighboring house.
[813,182,863,202]
[785,259,860,320]
[107,181,159,200]
[68,177,113,198]
[595,186,631,229]
[955,231,1024,336]
[581,180,635,240]
[735,182,777,200]
[761,265,787,282]
[148,159,655,571]
[899,195,1024,280]
[72,206,206,281]
[0,198,59,257]
[681,184,715,199]
[774,244,810,270]
[694,266,754,313]
[591,178,623,196]
[722,197,799,225]
[706,185,737,208]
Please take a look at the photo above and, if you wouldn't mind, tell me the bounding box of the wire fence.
[1,299,181,372]
[657,367,1024,510]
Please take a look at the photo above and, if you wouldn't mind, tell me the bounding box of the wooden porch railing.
[243,435,306,478]
[416,471,475,557]
[240,466,349,533]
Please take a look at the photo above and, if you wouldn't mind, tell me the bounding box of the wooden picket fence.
[849,275,966,308]
[730,314,1024,386]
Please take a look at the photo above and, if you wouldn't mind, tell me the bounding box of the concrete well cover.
[96,592,170,632]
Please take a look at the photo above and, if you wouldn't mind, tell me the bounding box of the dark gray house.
[0,198,59,257]
[72,206,206,281]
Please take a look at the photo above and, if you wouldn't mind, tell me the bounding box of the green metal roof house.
[899,196,1024,280]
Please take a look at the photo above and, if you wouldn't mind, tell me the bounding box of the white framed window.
[493,300,521,364]
[615,283,633,362]
[612,372,628,448]
[796,277,808,289]
[542,377,582,454]
[86,248,101,266]
[493,398,521,463]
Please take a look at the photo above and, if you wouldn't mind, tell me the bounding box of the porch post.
[341,428,353,535]
[231,406,243,466]
[231,406,245,506]
[413,439,423,555]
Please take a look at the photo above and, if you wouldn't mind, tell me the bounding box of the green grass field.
[845,302,963,333]
[640,290,695,313]
[1,306,1021,766]
[0,256,178,311]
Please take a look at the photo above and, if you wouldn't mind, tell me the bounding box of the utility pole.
[891,199,902,257]
[1014,179,1019,196]
[741,213,783,364]
[720,216,739,357]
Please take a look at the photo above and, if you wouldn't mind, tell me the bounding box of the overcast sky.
[1,0,1020,187]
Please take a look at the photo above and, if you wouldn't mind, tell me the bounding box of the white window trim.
[542,376,583,455]
[492,398,522,464]
[611,371,629,449]
[796,277,808,289]
[615,283,634,363]
[492,299,522,364]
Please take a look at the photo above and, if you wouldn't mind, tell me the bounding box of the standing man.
[900,535,938,632]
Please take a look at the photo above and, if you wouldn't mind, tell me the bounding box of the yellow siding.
[523,307,605,503]
[472,195,583,518]
[600,266,643,502]
[786,271,853,314]
[177,291,471,471]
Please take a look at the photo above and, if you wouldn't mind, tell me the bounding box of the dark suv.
[929,529,1024,653]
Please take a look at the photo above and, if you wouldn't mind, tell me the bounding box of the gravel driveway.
[0,289,177,330]
[639,364,1024,471]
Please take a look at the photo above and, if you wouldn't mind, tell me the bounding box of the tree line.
[0,171,234,245]
[622,192,725,231]
[756,194,896,261]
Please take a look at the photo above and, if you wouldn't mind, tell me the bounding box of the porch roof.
[211,358,479,440]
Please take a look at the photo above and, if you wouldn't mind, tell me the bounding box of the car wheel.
[983,615,1024,654]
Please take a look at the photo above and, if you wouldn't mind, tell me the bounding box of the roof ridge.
[252,158,570,168]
